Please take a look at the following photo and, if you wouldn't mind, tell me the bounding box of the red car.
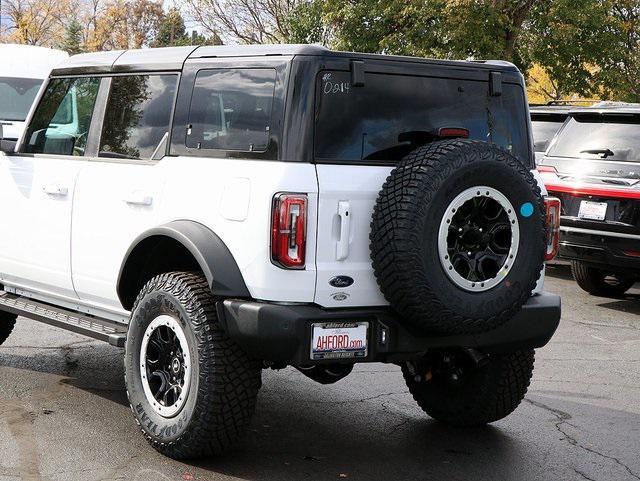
[538,103,640,297]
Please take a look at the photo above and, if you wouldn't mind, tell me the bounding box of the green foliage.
[58,18,85,55]
[285,0,640,101]
[151,8,222,47]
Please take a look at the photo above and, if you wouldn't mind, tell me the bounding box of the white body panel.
[0,154,81,298]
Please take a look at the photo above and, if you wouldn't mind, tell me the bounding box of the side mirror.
[0,125,17,154]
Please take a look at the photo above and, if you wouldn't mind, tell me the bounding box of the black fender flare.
[117,220,250,308]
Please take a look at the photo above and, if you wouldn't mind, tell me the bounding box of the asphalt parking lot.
[0,264,639,481]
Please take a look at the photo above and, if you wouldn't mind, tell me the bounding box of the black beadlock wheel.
[370,139,545,335]
[402,349,535,426]
[124,272,262,459]
[0,311,16,346]
[571,261,636,297]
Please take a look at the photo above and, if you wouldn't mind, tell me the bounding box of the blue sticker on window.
[520,202,534,218]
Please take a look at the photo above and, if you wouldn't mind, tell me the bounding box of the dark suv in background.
[539,103,640,296]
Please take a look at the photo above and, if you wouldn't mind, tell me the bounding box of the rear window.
[314,71,530,165]
[547,115,640,162]
[531,118,566,152]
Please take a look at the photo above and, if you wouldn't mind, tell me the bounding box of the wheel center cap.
[171,358,181,374]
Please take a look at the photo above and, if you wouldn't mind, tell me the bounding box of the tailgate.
[314,164,392,308]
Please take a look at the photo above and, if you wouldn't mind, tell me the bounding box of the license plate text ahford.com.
[311,322,368,360]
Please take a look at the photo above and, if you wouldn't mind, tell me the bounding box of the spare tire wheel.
[370,139,545,335]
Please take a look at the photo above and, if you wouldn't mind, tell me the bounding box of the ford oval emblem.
[329,276,354,288]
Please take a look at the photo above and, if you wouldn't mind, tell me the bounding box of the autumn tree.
[1,0,71,46]
[89,0,164,50]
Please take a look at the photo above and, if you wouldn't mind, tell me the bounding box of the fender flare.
[117,220,250,307]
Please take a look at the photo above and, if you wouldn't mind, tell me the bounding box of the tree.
[186,0,304,44]
[58,18,85,54]
[151,7,222,47]
[1,0,71,46]
[89,0,164,50]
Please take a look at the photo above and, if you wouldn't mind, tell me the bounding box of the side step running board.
[0,291,127,347]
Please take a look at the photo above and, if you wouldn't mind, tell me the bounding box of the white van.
[0,44,68,141]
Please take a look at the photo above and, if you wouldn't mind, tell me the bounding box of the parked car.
[539,103,640,296]
[0,44,68,141]
[0,45,561,459]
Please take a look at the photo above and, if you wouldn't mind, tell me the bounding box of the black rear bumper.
[218,293,561,365]
[559,227,640,273]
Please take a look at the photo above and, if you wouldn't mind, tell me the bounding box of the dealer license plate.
[310,322,369,360]
[578,200,607,221]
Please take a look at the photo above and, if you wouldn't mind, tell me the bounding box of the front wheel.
[402,349,534,426]
[124,272,261,459]
[571,261,635,297]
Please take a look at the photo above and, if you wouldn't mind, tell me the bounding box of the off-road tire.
[0,312,16,346]
[124,271,261,459]
[402,349,534,426]
[371,139,545,335]
[571,261,635,297]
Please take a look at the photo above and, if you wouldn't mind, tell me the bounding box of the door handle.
[336,201,351,261]
[43,184,68,196]
[124,191,153,206]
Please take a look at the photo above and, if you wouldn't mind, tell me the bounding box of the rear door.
[71,73,178,312]
[313,66,532,308]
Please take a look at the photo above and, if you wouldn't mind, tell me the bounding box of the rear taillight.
[537,165,558,174]
[544,196,561,261]
[271,193,307,269]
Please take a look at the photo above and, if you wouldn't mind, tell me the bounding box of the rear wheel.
[571,261,635,297]
[402,349,534,426]
[125,272,261,459]
[0,312,16,346]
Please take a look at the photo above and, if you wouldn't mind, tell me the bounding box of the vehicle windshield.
[314,71,531,166]
[547,115,640,162]
[531,119,565,152]
[0,77,43,122]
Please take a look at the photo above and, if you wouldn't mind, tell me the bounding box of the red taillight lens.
[537,165,558,174]
[437,127,469,139]
[271,193,307,269]
[544,196,561,261]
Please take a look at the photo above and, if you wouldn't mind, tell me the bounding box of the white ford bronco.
[0,45,561,459]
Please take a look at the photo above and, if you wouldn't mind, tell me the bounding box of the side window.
[99,74,177,160]
[23,77,100,156]
[186,69,276,152]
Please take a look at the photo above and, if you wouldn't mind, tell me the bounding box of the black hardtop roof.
[51,44,521,76]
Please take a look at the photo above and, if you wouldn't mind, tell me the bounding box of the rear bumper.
[559,226,640,272]
[218,293,561,365]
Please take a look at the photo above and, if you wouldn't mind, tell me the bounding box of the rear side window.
[23,77,100,156]
[531,119,565,152]
[99,74,177,160]
[186,69,276,152]
[314,71,529,164]
[547,115,640,162]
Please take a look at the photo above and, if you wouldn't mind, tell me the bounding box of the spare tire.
[370,139,545,335]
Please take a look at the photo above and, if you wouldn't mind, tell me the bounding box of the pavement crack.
[526,398,640,480]
[573,468,597,481]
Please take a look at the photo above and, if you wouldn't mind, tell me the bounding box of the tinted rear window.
[314,71,530,165]
[547,115,640,162]
[531,119,565,152]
